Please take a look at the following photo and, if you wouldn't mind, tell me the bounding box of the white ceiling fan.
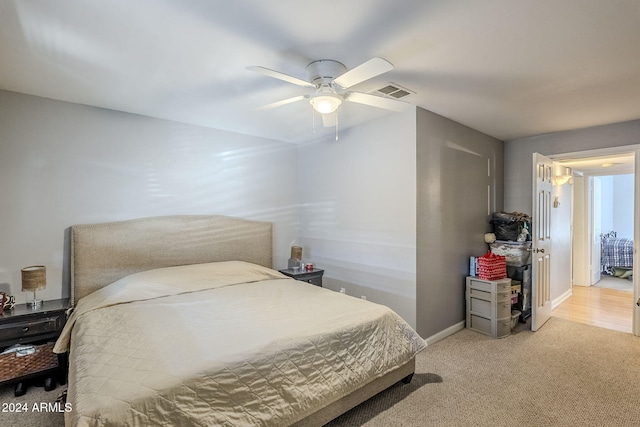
[248,57,411,129]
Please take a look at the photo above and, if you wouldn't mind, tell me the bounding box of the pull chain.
[312,108,316,134]
[310,108,340,140]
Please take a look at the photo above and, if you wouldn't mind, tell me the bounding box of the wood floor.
[552,283,633,333]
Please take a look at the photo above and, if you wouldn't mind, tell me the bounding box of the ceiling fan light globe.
[310,95,341,114]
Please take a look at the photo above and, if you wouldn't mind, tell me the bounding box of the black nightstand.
[0,298,69,396]
[279,268,324,287]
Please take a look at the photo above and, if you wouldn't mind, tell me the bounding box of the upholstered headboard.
[70,215,272,306]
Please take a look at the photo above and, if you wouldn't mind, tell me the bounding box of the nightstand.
[0,298,69,396]
[279,268,324,287]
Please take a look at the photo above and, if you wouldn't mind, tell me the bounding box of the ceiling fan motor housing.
[306,60,346,87]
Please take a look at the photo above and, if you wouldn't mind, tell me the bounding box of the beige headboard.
[70,215,272,306]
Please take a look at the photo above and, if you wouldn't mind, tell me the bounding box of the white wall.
[0,90,299,303]
[597,176,615,234]
[611,174,634,238]
[1,88,505,337]
[297,111,417,327]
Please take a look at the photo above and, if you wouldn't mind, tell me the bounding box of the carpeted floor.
[327,317,640,427]
[0,380,65,427]
[3,317,639,426]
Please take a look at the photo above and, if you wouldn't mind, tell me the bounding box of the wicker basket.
[0,342,58,383]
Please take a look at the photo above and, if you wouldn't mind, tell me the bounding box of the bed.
[601,231,634,276]
[53,215,426,426]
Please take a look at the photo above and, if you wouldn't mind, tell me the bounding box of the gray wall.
[416,107,504,338]
[504,119,640,214]
[504,119,640,304]
[0,90,299,303]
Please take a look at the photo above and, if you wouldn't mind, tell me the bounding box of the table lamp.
[21,265,46,307]
[288,246,302,269]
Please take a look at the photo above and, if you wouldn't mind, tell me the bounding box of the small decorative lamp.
[553,167,573,186]
[21,265,46,307]
[288,246,303,270]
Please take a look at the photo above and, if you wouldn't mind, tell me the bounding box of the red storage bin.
[476,251,507,280]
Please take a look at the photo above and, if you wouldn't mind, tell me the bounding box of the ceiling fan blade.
[247,66,314,88]
[321,112,337,128]
[333,57,394,89]
[345,92,411,112]
[258,95,308,110]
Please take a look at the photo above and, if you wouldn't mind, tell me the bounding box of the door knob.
[535,248,545,253]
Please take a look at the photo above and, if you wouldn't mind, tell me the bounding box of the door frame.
[589,175,602,286]
[549,145,639,336]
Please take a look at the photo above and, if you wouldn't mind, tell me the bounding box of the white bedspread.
[56,261,426,426]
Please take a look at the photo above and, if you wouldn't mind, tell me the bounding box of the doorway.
[550,149,637,335]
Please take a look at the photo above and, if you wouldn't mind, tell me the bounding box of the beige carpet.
[327,317,640,427]
[0,381,64,427]
[3,317,640,426]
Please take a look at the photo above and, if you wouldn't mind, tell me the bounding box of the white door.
[590,177,602,285]
[532,153,553,331]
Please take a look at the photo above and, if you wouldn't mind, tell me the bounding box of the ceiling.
[2,0,640,144]
[557,152,635,175]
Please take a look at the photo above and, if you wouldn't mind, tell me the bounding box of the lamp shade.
[553,167,572,186]
[310,95,342,114]
[290,246,302,261]
[21,266,47,292]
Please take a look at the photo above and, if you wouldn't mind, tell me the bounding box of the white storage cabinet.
[466,276,512,338]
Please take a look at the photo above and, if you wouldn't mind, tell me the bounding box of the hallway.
[552,280,633,333]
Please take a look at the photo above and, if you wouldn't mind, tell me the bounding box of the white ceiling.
[2,0,640,143]
[557,152,635,175]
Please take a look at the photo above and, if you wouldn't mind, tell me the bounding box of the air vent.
[371,83,415,99]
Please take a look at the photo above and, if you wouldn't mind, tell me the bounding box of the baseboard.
[424,320,465,346]
[552,288,572,309]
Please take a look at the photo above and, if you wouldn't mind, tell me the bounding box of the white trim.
[550,148,636,176]
[548,144,640,161]
[552,288,572,310]
[634,149,640,336]
[424,320,465,346]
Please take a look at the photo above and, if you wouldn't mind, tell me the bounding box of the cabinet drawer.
[496,300,512,318]
[468,287,492,300]
[496,318,511,338]
[497,291,511,302]
[0,315,63,342]
[467,289,511,303]
[306,277,323,287]
[468,277,511,293]
[467,314,511,339]
[469,297,492,317]
[469,314,492,335]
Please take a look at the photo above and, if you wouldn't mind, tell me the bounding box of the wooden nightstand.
[279,268,324,287]
[0,298,69,396]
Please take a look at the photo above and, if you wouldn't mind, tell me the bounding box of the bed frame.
[69,215,415,426]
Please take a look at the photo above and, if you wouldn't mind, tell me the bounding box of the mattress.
[55,261,426,426]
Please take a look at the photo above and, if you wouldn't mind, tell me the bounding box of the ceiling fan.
[248,57,411,128]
